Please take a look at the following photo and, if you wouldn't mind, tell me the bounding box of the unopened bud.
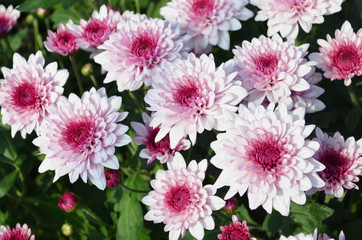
[61,223,72,236]
[81,63,93,76]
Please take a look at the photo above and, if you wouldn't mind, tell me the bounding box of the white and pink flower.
[33,87,132,190]
[94,14,184,91]
[232,34,313,107]
[0,51,68,138]
[160,0,253,54]
[280,228,345,240]
[211,104,325,216]
[0,223,35,240]
[309,127,362,198]
[142,152,225,240]
[251,0,344,40]
[131,112,190,165]
[309,20,362,86]
[144,53,247,149]
[66,4,122,56]
[0,4,20,35]
[44,22,79,56]
[218,215,256,240]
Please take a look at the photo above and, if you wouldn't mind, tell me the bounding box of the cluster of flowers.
[0,0,361,239]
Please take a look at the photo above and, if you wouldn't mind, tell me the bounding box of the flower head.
[218,215,256,240]
[58,192,78,212]
[105,169,121,188]
[44,22,79,56]
[0,223,35,240]
[33,87,132,190]
[131,112,190,165]
[66,4,122,55]
[142,152,225,240]
[145,53,247,149]
[0,51,68,138]
[223,197,237,213]
[211,104,325,216]
[309,127,362,198]
[232,34,313,107]
[309,21,362,86]
[0,4,20,35]
[94,14,184,91]
[251,0,344,40]
[161,0,253,54]
[280,228,345,240]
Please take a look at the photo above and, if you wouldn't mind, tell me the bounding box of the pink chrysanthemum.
[145,53,247,149]
[44,22,79,56]
[280,228,345,240]
[0,223,35,240]
[142,152,225,240]
[211,104,325,216]
[309,21,362,86]
[286,67,326,113]
[66,4,122,56]
[58,192,78,212]
[160,0,253,54]
[218,215,256,240]
[105,169,120,188]
[232,34,314,107]
[309,127,362,198]
[251,0,344,40]
[131,112,190,165]
[0,51,68,138]
[0,4,20,35]
[33,87,132,190]
[223,197,237,213]
[94,14,184,91]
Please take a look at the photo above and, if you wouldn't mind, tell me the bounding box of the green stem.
[80,207,110,227]
[33,18,43,51]
[134,0,140,13]
[89,74,98,88]
[119,181,149,194]
[69,55,84,94]
[128,91,144,110]
[0,38,9,66]
[4,37,13,55]
[347,85,361,112]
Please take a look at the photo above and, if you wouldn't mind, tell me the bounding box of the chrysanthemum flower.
[309,127,362,198]
[0,4,20,35]
[0,51,68,138]
[142,152,225,240]
[280,228,345,240]
[251,0,344,40]
[94,14,184,91]
[309,21,362,86]
[286,67,326,113]
[105,169,120,188]
[144,53,247,149]
[58,192,78,212]
[280,232,314,240]
[160,0,253,54]
[0,223,35,240]
[232,34,313,107]
[131,112,190,165]
[218,215,256,240]
[44,22,79,56]
[66,4,122,56]
[210,104,325,216]
[223,197,237,213]
[33,87,132,190]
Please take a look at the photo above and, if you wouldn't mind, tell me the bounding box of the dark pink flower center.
[317,147,352,180]
[105,169,120,187]
[55,31,78,53]
[146,127,173,154]
[165,185,191,213]
[61,120,95,153]
[255,54,279,76]
[82,19,108,46]
[12,82,39,109]
[192,0,214,16]
[332,45,360,72]
[219,221,251,240]
[247,138,283,171]
[131,33,157,60]
[0,16,9,35]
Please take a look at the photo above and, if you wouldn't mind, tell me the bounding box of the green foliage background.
[0,0,361,239]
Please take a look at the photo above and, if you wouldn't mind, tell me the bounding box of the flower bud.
[81,63,93,77]
[58,192,78,212]
[105,169,121,188]
[61,223,72,236]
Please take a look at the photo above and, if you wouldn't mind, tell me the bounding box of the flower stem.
[347,85,361,112]
[134,0,140,13]
[89,74,98,88]
[69,55,84,94]
[119,181,149,194]
[0,38,9,66]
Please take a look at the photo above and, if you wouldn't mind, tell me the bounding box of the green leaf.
[50,9,82,27]
[0,210,9,225]
[116,193,144,240]
[0,170,18,198]
[289,203,335,234]
[7,28,29,52]
[123,172,150,201]
[345,108,360,131]
[19,0,61,11]
[0,132,18,161]
[262,210,298,238]
[136,229,151,240]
